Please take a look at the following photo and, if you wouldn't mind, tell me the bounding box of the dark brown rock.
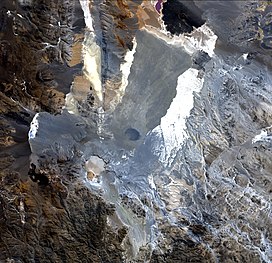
[0,168,124,262]
[0,1,126,262]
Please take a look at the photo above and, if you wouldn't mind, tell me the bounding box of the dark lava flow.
[162,0,205,35]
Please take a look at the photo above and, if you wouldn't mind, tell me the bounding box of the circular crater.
[125,128,141,141]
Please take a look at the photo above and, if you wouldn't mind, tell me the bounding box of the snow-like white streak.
[28,113,39,139]
[65,93,79,115]
[79,0,102,102]
[252,128,272,143]
[155,68,204,164]
[79,0,94,31]
[145,23,218,57]
[260,233,272,263]
[149,24,217,165]
[242,53,248,60]
[252,130,268,143]
[82,33,103,102]
[148,175,157,190]
[96,106,105,137]
[65,0,103,114]
[19,200,26,225]
[119,37,137,101]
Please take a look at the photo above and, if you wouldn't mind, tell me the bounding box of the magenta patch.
[155,0,163,13]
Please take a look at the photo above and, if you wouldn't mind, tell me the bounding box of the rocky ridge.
[0,0,272,263]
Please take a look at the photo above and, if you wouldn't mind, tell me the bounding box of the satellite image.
[0,0,271,262]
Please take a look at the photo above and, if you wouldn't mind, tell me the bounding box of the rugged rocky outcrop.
[1,0,272,262]
[0,0,124,262]
[0,168,125,262]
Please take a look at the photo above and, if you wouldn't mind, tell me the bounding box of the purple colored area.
[155,0,163,13]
